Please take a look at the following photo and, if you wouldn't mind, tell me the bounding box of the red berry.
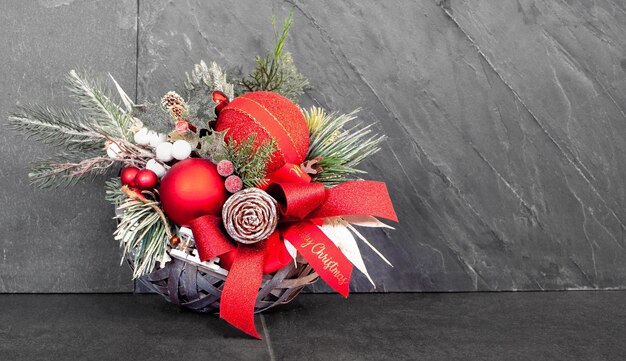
[134,169,158,190]
[120,167,140,187]
[175,120,189,133]
[224,175,243,193]
[217,159,234,177]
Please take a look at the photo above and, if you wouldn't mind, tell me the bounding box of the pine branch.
[30,153,115,188]
[66,69,133,140]
[304,107,384,186]
[7,105,105,151]
[225,134,276,188]
[25,136,152,189]
[6,74,155,189]
[241,13,309,101]
[106,179,172,278]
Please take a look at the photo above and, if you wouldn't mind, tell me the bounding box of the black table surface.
[1,292,625,361]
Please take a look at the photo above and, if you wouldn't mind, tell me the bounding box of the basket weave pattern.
[137,256,319,313]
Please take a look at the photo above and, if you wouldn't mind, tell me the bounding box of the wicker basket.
[136,251,319,314]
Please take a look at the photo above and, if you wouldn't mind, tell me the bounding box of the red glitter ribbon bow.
[189,166,397,338]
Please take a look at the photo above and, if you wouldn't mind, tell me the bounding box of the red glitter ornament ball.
[120,167,140,187]
[134,169,158,190]
[215,91,309,173]
[159,158,227,226]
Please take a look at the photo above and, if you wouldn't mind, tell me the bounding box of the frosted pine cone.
[161,91,187,112]
[169,104,186,119]
[222,188,278,244]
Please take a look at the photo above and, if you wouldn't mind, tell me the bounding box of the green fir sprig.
[225,134,276,188]
[304,107,384,186]
[241,13,308,101]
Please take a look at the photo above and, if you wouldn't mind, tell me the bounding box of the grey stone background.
[1,0,625,293]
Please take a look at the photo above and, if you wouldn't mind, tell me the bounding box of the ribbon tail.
[219,240,267,339]
[309,181,398,222]
[283,221,353,297]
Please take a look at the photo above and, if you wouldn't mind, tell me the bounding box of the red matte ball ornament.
[215,91,309,172]
[134,169,158,190]
[120,167,140,187]
[159,158,227,227]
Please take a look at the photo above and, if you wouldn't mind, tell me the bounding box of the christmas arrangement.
[8,16,397,338]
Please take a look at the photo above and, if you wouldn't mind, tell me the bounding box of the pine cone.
[169,104,186,119]
[301,156,323,175]
[222,188,278,244]
[161,91,187,111]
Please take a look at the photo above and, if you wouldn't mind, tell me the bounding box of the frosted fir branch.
[7,105,105,151]
[304,107,384,186]
[25,136,153,189]
[29,154,115,188]
[66,69,134,140]
[6,73,156,189]
[185,60,235,100]
[106,179,172,278]
[184,60,235,127]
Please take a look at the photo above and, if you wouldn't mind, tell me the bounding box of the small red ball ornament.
[159,158,227,226]
[212,90,229,115]
[120,167,140,187]
[134,169,158,190]
[215,91,309,172]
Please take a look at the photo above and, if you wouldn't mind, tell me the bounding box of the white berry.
[133,128,150,146]
[148,131,167,148]
[146,159,167,178]
[171,140,192,160]
[106,143,122,158]
[155,142,174,162]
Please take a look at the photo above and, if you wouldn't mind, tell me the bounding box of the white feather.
[340,219,393,267]
[318,218,376,288]
[341,215,395,229]
[109,73,135,113]
[284,239,298,267]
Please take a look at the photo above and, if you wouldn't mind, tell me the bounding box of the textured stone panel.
[0,0,137,292]
[438,0,626,244]
[137,0,626,292]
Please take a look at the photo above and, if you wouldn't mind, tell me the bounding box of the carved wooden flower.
[221,188,278,244]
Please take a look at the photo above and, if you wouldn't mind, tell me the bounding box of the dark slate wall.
[0,0,135,292]
[2,0,625,292]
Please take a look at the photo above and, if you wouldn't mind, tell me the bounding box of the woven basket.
[135,252,319,314]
